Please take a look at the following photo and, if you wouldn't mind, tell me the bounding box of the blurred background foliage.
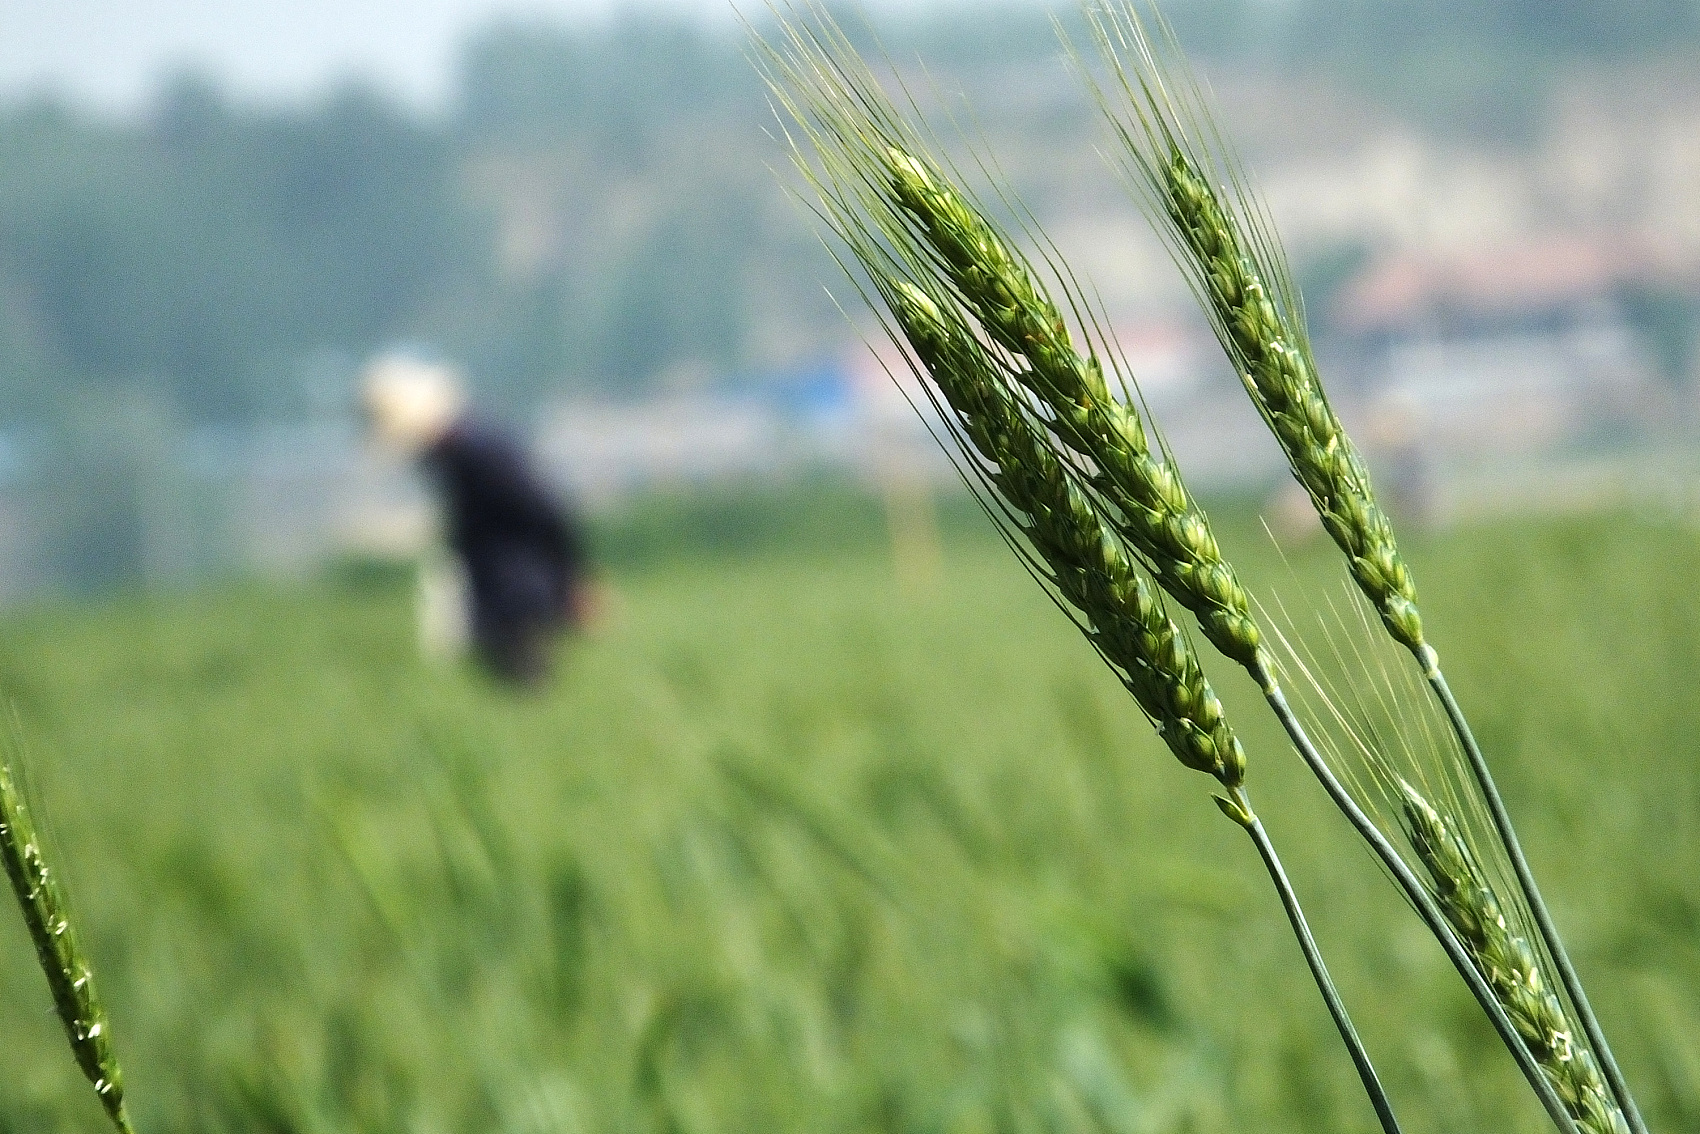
[1,506,1698,1133]
[5,0,1700,595]
[3,0,1699,426]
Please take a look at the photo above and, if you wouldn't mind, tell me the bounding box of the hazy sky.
[1,0,982,114]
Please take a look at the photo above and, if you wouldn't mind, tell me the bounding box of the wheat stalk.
[0,742,134,1134]
[752,10,1404,1128]
[1073,4,1644,1132]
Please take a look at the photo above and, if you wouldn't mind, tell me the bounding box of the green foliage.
[4,1,1696,432]
[0,503,1696,1133]
[0,84,478,424]
[1,1,1695,434]
[587,480,990,572]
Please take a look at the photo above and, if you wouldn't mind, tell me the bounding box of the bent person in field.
[363,356,591,686]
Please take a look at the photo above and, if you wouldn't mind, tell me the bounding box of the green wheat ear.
[1068,0,1426,648]
[1157,151,1423,654]
[880,143,1267,679]
[753,10,1403,1129]
[888,279,1247,787]
[1400,782,1627,1134]
[0,744,135,1134]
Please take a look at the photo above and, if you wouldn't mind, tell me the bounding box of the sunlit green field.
[2,495,1698,1134]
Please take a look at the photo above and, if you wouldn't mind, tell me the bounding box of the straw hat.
[361,354,466,453]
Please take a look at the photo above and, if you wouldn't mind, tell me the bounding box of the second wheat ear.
[1075,3,1643,1132]
[1401,782,1627,1134]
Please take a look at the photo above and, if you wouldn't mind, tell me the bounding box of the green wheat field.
[2,489,1698,1134]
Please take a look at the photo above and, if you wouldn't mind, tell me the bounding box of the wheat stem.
[1426,668,1648,1134]
[0,744,134,1134]
[1233,791,1403,1134]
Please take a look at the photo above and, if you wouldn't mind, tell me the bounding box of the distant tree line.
[1,0,1696,435]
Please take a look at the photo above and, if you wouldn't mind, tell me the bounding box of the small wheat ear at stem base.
[1217,787,1404,1134]
[1254,669,1585,1134]
[1421,655,1650,1134]
[0,751,136,1134]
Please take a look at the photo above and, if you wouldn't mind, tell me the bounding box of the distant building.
[532,352,952,502]
[1328,233,1694,518]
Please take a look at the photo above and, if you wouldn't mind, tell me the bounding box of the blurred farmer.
[363,356,589,685]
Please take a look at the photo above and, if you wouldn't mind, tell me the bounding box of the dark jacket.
[423,420,585,636]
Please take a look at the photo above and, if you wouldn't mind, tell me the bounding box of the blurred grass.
[0,488,1697,1134]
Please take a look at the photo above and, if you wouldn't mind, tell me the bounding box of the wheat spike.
[891,280,1244,790]
[1399,782,1627,1134]
[0,747,135,1134]
[1069,1,1421,654]
[882,147,1267,677]
[1160,152,1424,654]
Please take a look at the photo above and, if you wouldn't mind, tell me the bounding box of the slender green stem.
[1230,791,1403,1134]
[1257,676,1583,1134]
[1425,663,1648,1134]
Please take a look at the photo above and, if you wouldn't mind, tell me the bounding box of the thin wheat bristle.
[0,749,134,1134]
[1399,781,1627,1134]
